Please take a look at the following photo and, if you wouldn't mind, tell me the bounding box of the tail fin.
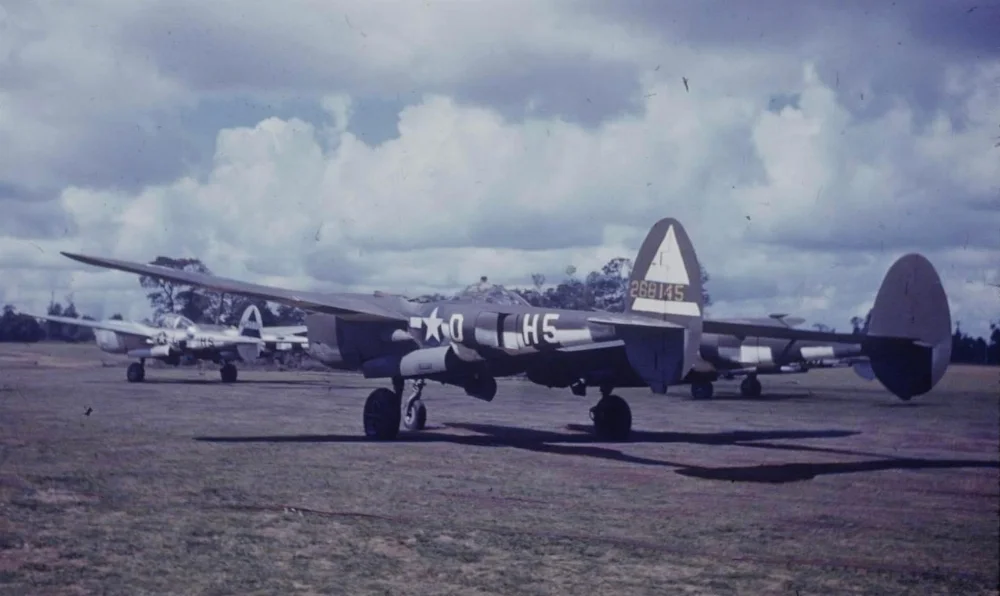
[619,217,705,393]
[862,253,952,400]
[236,305,263,361]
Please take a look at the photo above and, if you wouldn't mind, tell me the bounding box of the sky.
[1,0,998,337]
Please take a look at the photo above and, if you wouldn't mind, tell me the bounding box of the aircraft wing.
[262,325,308,338]
[703,320,870,344]
[61,252,407,322]
[191,331,271,346]
[586,313,684,329]
[27,313,158,338]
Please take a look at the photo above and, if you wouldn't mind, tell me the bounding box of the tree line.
[1,254,997,365]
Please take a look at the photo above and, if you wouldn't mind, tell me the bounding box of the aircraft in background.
[28,305,308,383]
[60,216,952,441]
[674,312,876,398]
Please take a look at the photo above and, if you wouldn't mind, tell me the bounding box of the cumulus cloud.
[0,0,997,337]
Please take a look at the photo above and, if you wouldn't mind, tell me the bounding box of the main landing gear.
[688,376,762,399]
[363,377,427,440]
[124,359,239,383]
[219,362,238,383]
[690,380,714,400]
[126,360,146,383]
[739,374,762,398]
[589,386,632,441]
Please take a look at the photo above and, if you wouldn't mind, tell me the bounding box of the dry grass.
[1,342,997,595]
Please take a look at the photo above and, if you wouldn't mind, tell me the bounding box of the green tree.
[139,257,217,323]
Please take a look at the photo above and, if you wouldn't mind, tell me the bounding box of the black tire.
[220,364,238,383]
[126,363,145,383]
[592,394,632,441]
[691,381,714,400]
[364,388,401,440]
[403,399,427,431]
[740,377,761,398]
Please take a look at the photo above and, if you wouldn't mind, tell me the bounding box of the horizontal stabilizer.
[587,313,684,330]
[852,360,876,381]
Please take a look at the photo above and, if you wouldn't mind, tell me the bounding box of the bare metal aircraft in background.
[29,305,308,383]
[61,217,952,441]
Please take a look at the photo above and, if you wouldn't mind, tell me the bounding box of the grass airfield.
[1,342,997,595]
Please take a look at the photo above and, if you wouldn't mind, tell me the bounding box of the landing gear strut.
[220,362,238,383]
[740,375,762,398]
[589,386,632,441]
[126,360,146,383]
[403,379,427,431]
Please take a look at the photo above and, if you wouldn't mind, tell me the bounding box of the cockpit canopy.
[451,277,531,306]
[156,313,196,330]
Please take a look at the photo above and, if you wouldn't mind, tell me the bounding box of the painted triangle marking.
[644,225,690,285]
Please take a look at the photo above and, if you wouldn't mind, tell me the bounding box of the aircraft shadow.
[194,422,999,484]
[674,458,1000,483]
[871,402,939,409]
[683,392,814,402]
[138,379,355,388]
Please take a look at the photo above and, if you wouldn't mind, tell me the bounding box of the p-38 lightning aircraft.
[60,217,952,441]
[689,312,876,399]
[29,305,308,383]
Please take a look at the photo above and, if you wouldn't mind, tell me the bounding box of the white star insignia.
[423,307,443,342]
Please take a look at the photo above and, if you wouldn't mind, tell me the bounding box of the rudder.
[620,218,704,393]
[236,305,263,361]
[863,253,952,400]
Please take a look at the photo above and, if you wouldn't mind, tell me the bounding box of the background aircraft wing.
[27,313,157,339]
[192,332,271,346]
[702,320,870,344]
[61,252,407,322]
[262,325,308,337]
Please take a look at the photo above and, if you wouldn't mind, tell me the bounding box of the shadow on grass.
[682,392,814,402]
[193,422,998,483]
[138,378,366,389]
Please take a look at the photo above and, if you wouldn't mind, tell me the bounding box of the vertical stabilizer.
[620,218,705,393]
[863,253,952,399]
[236,305,263,361]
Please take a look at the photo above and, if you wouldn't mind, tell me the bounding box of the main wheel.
[220,363,238,383]
[364,388,402,440]
[740,377,762,398]
[403,399,427,431]
[590,394,632,441]
[126,362,145,383]
[691,381,714,400]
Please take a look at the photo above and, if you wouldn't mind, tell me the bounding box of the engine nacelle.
[304,313,347,368]
[127,345,173,359]
[94,330,127,354]
[463,373,497,402]
[361,345,466,378]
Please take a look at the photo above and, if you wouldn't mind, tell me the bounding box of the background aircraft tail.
[619,217,705,393]
[859,253,952,400]
[236,305,263,361]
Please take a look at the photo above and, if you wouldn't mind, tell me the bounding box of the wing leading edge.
[60,252,408,322]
